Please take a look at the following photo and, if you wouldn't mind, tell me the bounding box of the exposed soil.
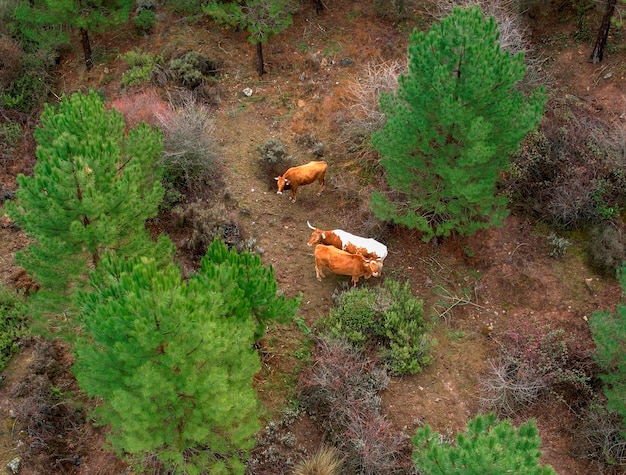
[1,1,625,474]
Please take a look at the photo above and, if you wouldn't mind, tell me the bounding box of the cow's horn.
[307,221,316,230]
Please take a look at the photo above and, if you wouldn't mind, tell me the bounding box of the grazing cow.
[307,221,388,261]
[275,160,327,202]
[314,244,381,287]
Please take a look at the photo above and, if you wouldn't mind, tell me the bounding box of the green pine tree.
[6,90,171,323]
[412,412,556,474]
[73,242,300,473]
[590,264,626,431]
[371,6,545,241]
[12,0,132,69]
[198,238,301,341]
[203,0,295,75]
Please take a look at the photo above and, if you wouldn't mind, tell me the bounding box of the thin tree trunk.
[256,42,265,76]
[81,28,93,70]
[590,0,617,63]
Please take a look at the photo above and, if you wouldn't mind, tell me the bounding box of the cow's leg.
[315,263,324,280]
[290,186,297,202]
[352,276,359,287]
[317,177,325,196]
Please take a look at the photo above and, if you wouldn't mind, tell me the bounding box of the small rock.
[6,457,21,474]
[340,58,354,67]
[243,87,253,97]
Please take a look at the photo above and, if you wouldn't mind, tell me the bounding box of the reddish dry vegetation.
[1,1,625,474]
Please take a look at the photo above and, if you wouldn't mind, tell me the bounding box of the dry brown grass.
[292,446,343,475]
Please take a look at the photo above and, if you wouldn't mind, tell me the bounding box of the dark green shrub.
[120,49,163,88]
[379,280,433,374]
[324,287,377,346]
[587,223,626,277]
[257,137,295,183]
[0,121,23,164]
[319,279,434,375]
[0,49,55,113]
[169,51,219,89]
[134,9,156,33]
[0,283,29,372]
[164,0,203,15]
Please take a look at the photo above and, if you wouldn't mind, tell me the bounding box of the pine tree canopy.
[74,249,269,473]
[198,238,301,341]
[6,90,168,315]
[204,0,294,44]
[412,412,556,474]
[371,6,545,241]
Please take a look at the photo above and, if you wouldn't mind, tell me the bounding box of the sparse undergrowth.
[298,338,413,474]
[480,318,594,416]
[9,339,85,473]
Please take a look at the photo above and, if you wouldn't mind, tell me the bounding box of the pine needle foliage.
[198,238,301,341]
[412,412,556,474]
[73,240,298,474]
[590,265,626,432]
[371,6,545,241]
[203,0,296,74]
[6,90,170,324]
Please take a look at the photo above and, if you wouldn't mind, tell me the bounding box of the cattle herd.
[275,160,388,287]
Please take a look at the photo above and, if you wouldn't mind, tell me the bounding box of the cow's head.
[275,175,290,194]
[366,259,382,278]
[306,221,325,246]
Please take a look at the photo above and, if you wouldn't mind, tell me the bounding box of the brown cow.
[275,160,327,202]
[314,244,380,287]
[307,221,388,261]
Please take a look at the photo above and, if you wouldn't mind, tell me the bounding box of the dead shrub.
[339,60,404,150]
[298,338,389,429]
[587,222,626,277]
[172,200,248,256]
[298,338,412,473]
[573,400,626,471]
[247,407,308,475]
[506,98,626,229]
[295,132,326,158]
[0,36,23,88]
[157,94,223,200]
[480,319,593,416]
